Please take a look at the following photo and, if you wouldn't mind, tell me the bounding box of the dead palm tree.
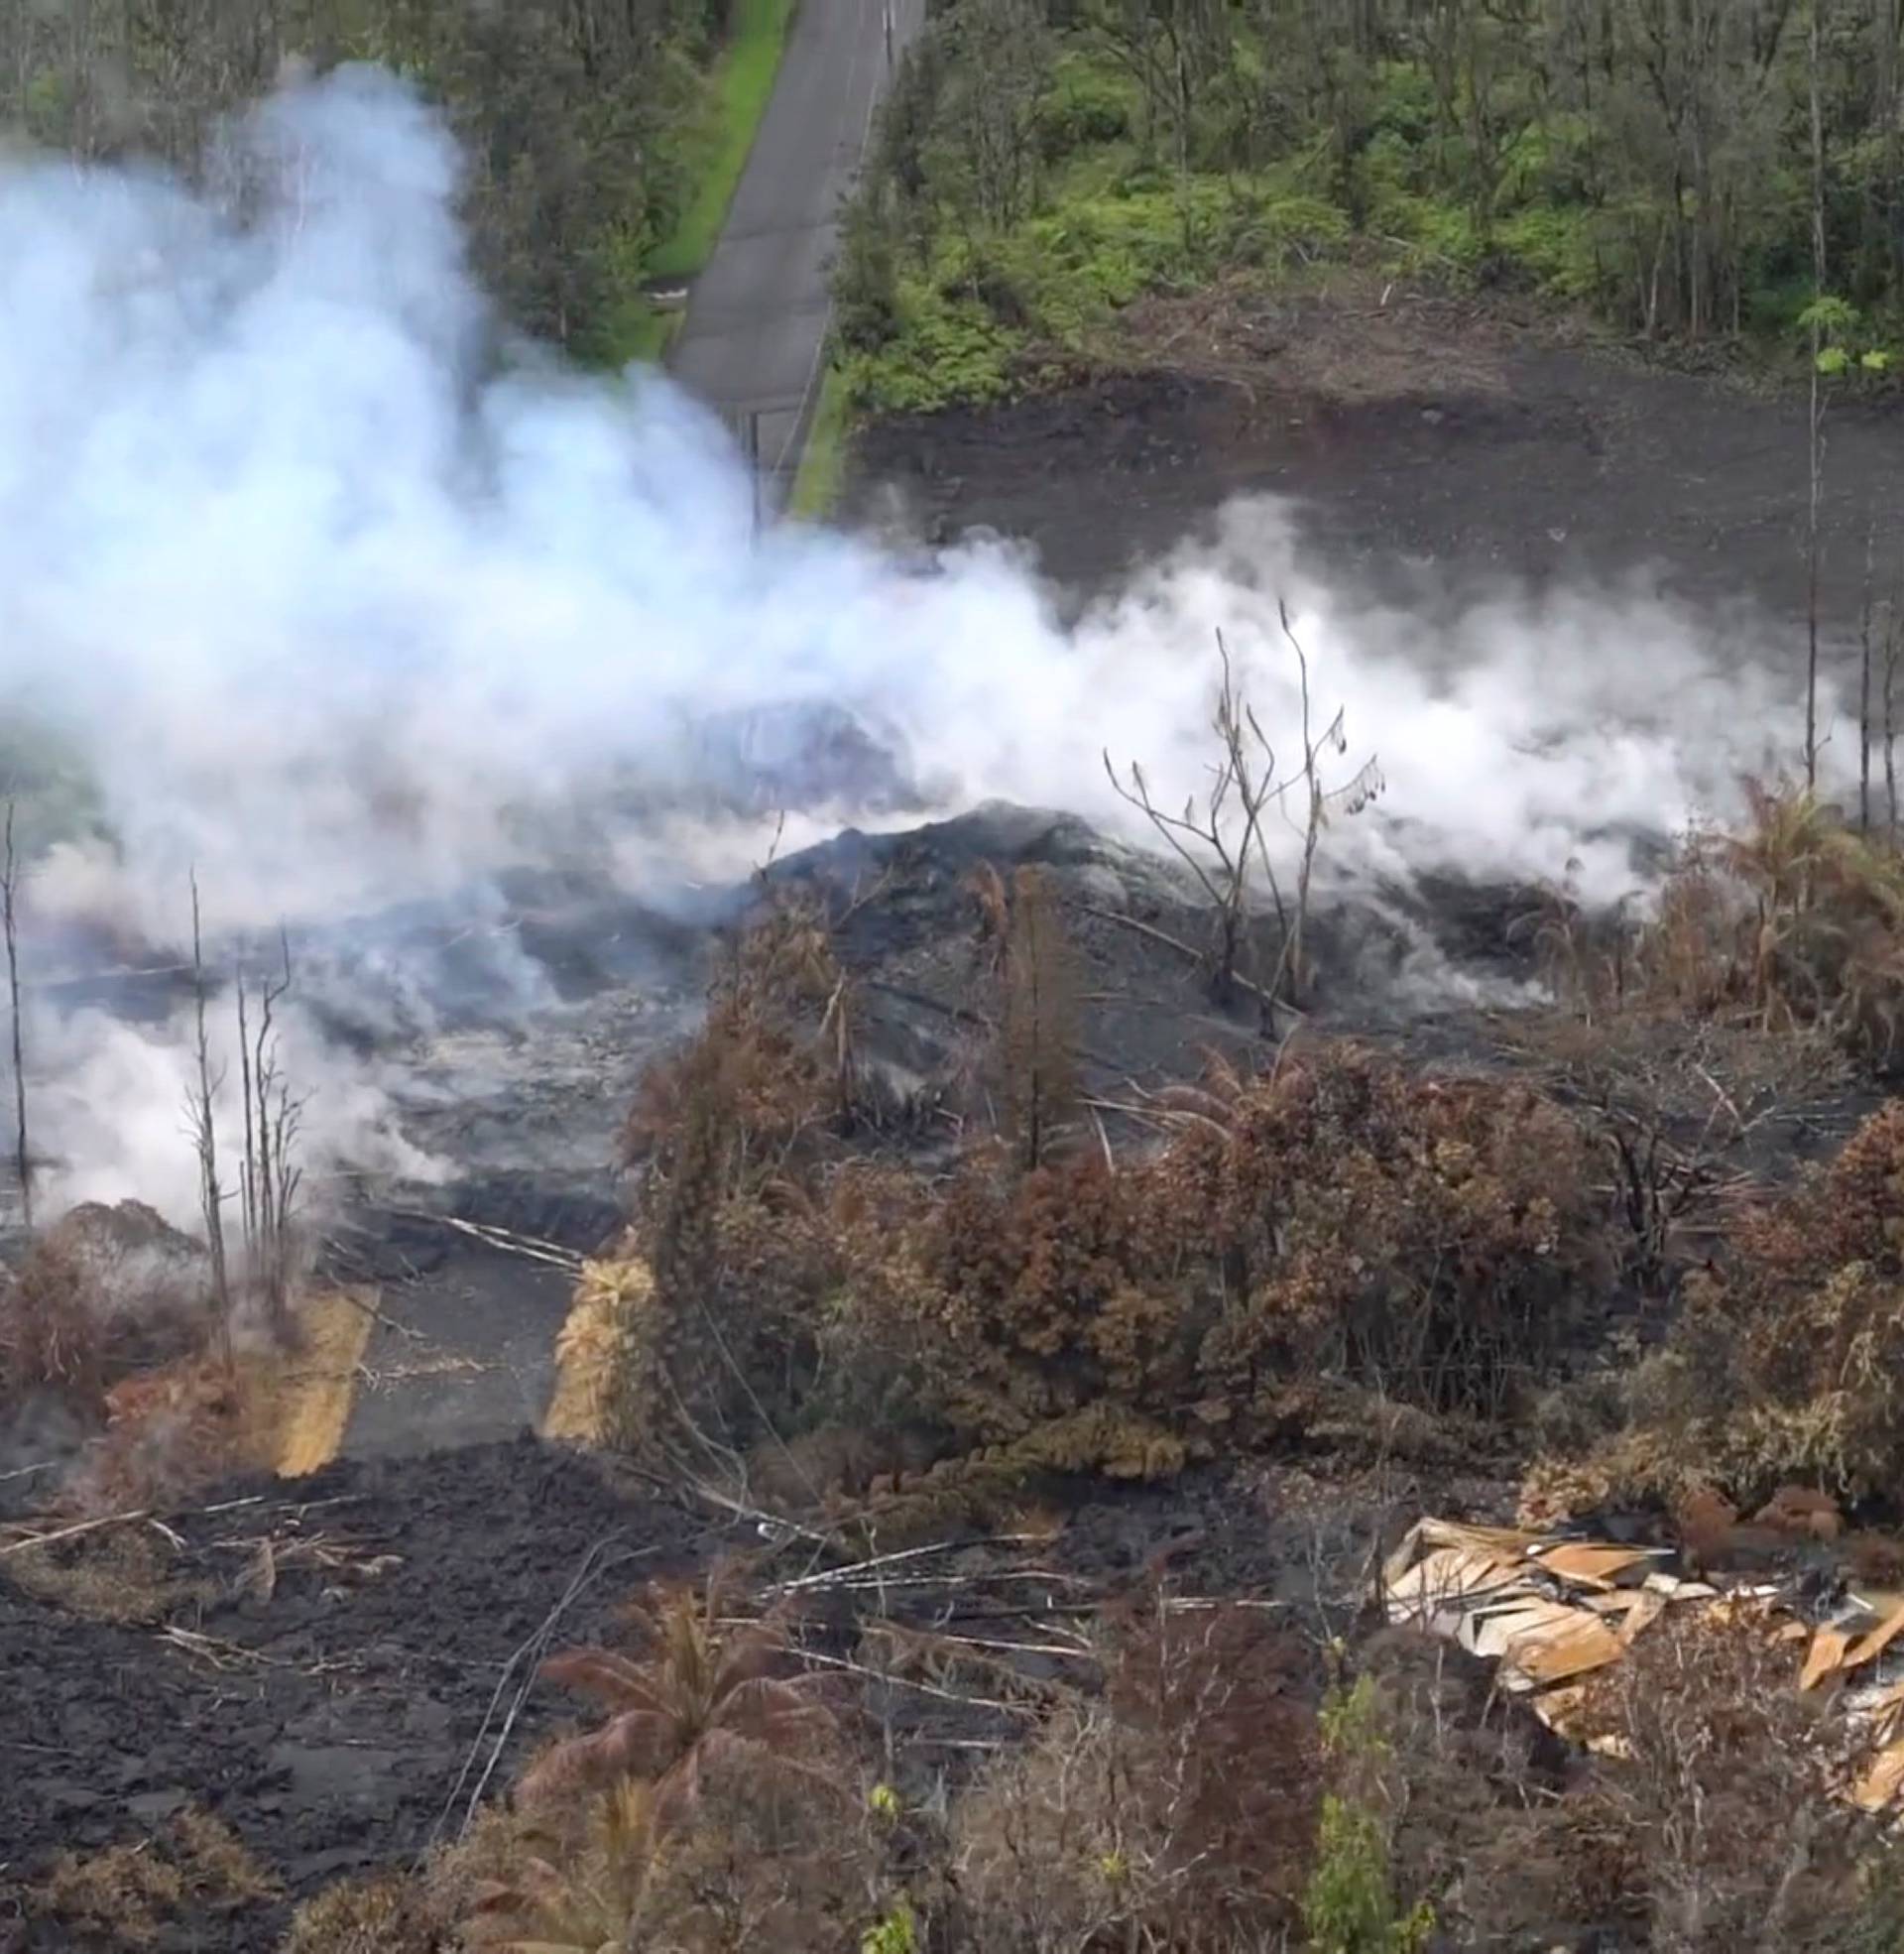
[519,1572,836,1811]
[465,1778,666,1954]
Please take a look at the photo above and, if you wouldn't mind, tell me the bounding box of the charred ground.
[848,289,1904,623]
[11,309,1904,1950]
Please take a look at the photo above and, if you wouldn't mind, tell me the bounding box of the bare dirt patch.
[849,286,1904,627]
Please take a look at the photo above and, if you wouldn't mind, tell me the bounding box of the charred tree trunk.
[3,804,30,1233]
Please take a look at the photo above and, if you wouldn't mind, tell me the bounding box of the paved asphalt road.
[669,0,923,511]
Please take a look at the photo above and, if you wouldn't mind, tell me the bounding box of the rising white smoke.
[0,64,1844,1223]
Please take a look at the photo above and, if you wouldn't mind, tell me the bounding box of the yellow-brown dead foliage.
[30,1807,278,1945]
[600,1021,1608,1493]
[1549,781,1904,1071]
[543,1252,654,1448]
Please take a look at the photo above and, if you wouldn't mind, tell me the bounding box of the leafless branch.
[1104,624,1377,1026]
[2,803,30,1231]
[186,871,231,1366]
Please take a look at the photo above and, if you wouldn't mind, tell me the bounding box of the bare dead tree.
[1105,627,1379,1021]
[1887,575,1902,837]
[2,804,30,1233]
[237,967,256,1252]
[186,873,232,1367]
[237,928,303,1340]
[1860,514,1876,831]
[1105,632,1280,1011]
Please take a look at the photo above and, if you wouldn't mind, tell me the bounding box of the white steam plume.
[0,64,1843,1222]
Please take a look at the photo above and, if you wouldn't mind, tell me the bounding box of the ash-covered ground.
[5,300,1894,1947]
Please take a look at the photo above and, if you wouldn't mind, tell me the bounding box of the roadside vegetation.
[835,0,1904,411]
[786,366,857,520]
[0,0,791,366]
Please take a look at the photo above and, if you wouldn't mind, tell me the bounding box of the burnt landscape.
[16,28,1904,1954]
[5,473,1903,1949]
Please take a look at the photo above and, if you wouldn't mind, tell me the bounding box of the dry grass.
[77,1354,250,1513]
[59,1286,358,1511]
[542,1254,654,1449]
[2,1521,213,1625]
[1544,781,1904,1072]
[31,1841,186,1943]
[0,1236,104,1411]
[29,1806,278,1944]
[169,1805,282,1904]
[276,1869,446,1953]
[0,1201,214,1423]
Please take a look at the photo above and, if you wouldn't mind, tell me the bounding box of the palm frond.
[537,1648,668,1713]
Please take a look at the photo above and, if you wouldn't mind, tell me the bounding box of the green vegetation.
[786,365,855,520]
[839,0,1904,413]
[1303,1682,1435,1954]
[649,0,797,281]
[0,0,792,368]
[599,298,690,368]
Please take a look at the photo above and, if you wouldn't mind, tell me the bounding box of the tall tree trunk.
[1806,0,1828,789]
[1861,516,1876,830]
[3,805,30,1233]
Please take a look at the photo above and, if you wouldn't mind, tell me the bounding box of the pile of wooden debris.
[1382,1506,1904,1812]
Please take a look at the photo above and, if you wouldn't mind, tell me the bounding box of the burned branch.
[1104,632,1278,1012]
[237,930,304,1339]
[3,802,30,1232]
[185,874,232,1368]
[1104,624,1378,1022]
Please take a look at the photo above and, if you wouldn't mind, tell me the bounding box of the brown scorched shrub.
[1552,782,1904,1072]
[596,1027,1608,1487]
[954,1598,1319,1951]
[1592,1098,1904,1505]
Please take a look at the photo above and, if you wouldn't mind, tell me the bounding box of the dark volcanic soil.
[0,1439,715,1951]
[849,293,1904,630]
[0,1429,1501,1950]
[11,290,1895,1948]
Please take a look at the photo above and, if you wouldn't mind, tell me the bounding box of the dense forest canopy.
[841,0,1904,407]
[11,1,1895,408]
[0,0,738,354]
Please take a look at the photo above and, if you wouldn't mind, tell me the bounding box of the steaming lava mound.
[0,794,1876,1949]
[301,796,1595,1465]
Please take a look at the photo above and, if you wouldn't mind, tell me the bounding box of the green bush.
[1034,54,1134,162]
[834,195,903,353]
[1366,60,1439,149]
[840,277,1021,413]
[1302,1681,1436,1954]
[1494,201,1602,302]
